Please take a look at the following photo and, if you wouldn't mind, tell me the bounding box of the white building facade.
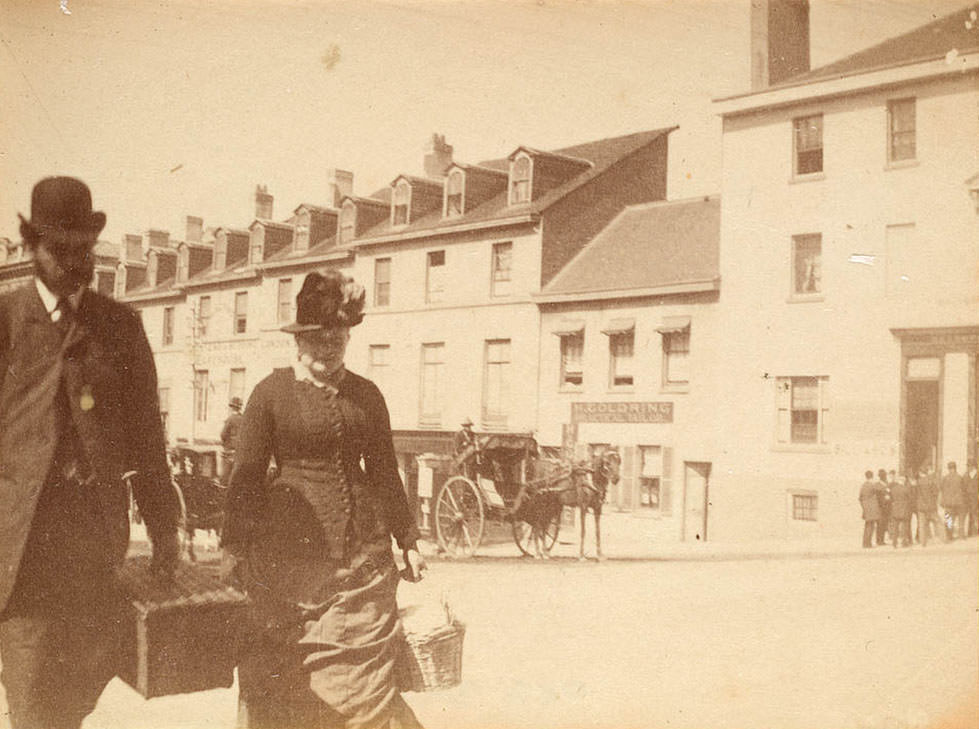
[710,9,979,540]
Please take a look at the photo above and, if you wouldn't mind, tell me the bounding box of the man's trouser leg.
[0,607,123,729]
[863,520,875,548]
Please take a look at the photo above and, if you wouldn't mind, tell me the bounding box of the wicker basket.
[396,620,466,692]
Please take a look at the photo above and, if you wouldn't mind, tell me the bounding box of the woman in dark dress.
[223,270,427,729]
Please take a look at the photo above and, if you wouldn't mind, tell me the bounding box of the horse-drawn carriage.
[433,433,620,559]
[167,445,227,560]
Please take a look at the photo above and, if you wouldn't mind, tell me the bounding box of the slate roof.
[541,196,720,297]
[353,127,676,244]
[790,3,979,84]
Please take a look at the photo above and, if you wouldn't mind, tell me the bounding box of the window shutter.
[617,446,634,511]
[775,378,791,443]
[661,447,673,516]
[819,377,830,444]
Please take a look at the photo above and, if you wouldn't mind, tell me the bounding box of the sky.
[0,0,972,244]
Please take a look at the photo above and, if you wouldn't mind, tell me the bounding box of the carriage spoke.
[444,486,461,512]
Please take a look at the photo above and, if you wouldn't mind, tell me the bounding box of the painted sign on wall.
[571,401,674,424]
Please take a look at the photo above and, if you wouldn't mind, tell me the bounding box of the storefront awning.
[600,318,634,335]
[551,319,585,336]
[392,430,453,456]
[655,315,691,334]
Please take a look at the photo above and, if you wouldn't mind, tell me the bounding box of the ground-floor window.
[639,445,662,509]
[790,491,818,521]
[776,375,829,444]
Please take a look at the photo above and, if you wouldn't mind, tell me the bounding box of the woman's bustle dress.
[223,366,422,729]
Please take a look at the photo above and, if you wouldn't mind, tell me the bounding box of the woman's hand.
[401,548,427,582]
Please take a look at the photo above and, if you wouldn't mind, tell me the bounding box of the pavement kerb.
[416,534,979,563]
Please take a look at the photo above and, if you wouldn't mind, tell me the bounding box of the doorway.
[682,462,711,542]
[905,380,939,475]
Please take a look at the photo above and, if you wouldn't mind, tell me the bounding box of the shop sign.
[571,401,673,424]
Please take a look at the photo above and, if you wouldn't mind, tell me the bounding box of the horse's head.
[595,450,621,487]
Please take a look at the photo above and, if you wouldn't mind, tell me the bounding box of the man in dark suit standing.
[0,177,180,729]
[220,396,244,486]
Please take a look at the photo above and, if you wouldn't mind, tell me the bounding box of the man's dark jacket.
[0,284,180,613]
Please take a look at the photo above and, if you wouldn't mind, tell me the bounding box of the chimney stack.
[423,134,453,178]
[326,169,354,208]
[123,234,143,263]
[255,185,273,220]
[750,0,810,90]
[185,215,203,243]
[147,229,170,249]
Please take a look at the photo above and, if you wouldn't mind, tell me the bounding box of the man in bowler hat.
[220,395,244,485]
[0,177,181,728]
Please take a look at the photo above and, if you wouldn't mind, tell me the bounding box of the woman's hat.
[18,177,107,239]
[281,269,365,333]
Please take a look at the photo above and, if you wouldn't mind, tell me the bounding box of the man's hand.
[401,548,427,583]
[150,530,180,579]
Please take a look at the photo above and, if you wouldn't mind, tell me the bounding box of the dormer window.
[445,170,464,217]
[146,252,159,287]
[177,248,189,282]
[214,236,227,270]
[340,203,356,244]
[509,155,532,204]
[392,182,410,226]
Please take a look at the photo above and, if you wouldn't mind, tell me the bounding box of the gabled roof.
[342,194,390,208]
[293,203,337,215]
[259,234,352,270]
[446,162,508,177]
[540,196,720,299]
[249,219,294,231]
[353,127,675,245]
[507,146,592,168]
[790,3,979,84]
[391,174,444,189]
[179,260,259,290]
[176,240,213,251]
[121,275,182,302]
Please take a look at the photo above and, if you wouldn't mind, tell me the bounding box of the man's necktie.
[54,298,73,336]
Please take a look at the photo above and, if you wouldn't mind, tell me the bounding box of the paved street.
[1,543,975,729]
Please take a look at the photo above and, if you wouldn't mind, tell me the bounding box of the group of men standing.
[860,461,978,548]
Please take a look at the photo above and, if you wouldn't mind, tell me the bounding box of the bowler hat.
[18,177,106,239]
[461,418,474,427]
[281,269,365,333]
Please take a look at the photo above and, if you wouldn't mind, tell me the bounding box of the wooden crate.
[117,557,249,698]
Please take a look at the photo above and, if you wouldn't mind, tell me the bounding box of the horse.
[550,450,621,561]
[513,450,620,560]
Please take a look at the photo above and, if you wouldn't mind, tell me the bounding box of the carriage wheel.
[512,510,561,557]
[434,476,485,558]
[171,479,191,559]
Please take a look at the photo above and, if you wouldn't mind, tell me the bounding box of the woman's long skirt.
[236,548,422,729]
